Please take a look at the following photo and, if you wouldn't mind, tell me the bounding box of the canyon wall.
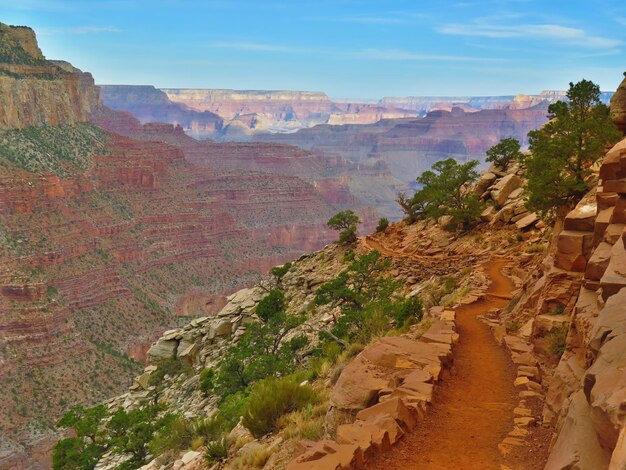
[99,85,223,139]
[255,107,549,183]
[0,25,378,468]
[0,23,101,129]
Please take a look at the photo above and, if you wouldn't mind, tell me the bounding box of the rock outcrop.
[611,72,626,135]
[0,23,101,128]
[99,85,223,139]
[255,107,549,184]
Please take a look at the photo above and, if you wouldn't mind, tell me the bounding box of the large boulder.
[610,72,626,135]
[544,391,612,470]
[473,172,497,196]
[147,338,179,362]
[555,230,594,272]
[490,174,523,207]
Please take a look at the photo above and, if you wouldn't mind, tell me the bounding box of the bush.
[204,435,230,464]
[327,210,361,245]
[148,414,193,458]
[242,376,319,438]
[148,358,188,387]
[270,262,292,279]
[199,368,215,396]
[256,290,285,322]
[485,138,522,168]
[391,296,423,328]
[548,324,568,358]
[376,217,389,232]
[399,159,483,229]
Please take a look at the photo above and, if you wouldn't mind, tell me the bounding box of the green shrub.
[376,217,389,232]
[485,137,522,168]
[548,324,568,358]
[270,262,292,279]
[148,414,193,458]
[199,368,215,396]
[204,435,230,464]
[242,376,319,438]
[148,358,188,387]
[256,290,285,322]
[391,296,423,328]
[327,210,361,245]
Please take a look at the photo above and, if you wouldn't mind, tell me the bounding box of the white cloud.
[438,23,622,48]
[357,48,505,62]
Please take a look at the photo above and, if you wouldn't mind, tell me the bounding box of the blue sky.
[2,0,625,99]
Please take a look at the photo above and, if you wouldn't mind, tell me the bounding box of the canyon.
[0,23,377,469]
[254,107,549,183]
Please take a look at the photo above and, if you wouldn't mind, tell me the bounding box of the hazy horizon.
[2,0,625,99]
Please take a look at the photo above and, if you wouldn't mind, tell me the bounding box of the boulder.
[610,73,626,134]
[147,338,178,362]
[491,174,522,207]
[604,223,625,245]
[599,239,626,299]
[555,230,594,272]
[516,213,538,230]
[287,440,362,470]
[585,242,613,281]
[480,205,497,222]
[544,391,611,470]
[473,172,497,195]
[564,196,597,232]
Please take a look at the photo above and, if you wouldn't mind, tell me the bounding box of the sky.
[1,0,625,99]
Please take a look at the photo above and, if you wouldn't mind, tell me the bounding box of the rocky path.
[364,243,524,469]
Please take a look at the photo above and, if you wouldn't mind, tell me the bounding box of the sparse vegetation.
[327,210,361,244]
[397,158,483,229]
[242,376,319,438]
[548,324,569,358]
[486,138,523,169]
[376,217,389,232]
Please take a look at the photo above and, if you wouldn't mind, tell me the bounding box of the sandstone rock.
[287,440,363,470]
[147,338,179,362]
[599,238,626,299]
[355,396,418,432]
[610,73,626,134]
[481,205,497,222]
[555,230,594,272]
[515,213,538,230]
[473,172,498,195]
[585,241,613,281]
[534,314,569,335]
[604,223,625,245]
[491,174,523,207]
[564,193,597,232]
[544,391,611,470]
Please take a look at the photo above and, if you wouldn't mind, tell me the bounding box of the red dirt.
[367,259,520,470]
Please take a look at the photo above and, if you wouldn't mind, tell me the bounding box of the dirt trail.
[366,254,520,470]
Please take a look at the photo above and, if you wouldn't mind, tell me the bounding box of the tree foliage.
[327,210,361,244]
[398,158,482,229]
[525,79,621,217]
[486,138,522,168]
[215,290,307,395]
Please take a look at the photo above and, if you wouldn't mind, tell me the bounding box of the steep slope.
[0,24,374,469]
[0,24,100,128]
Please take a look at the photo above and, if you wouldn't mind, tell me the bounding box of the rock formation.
[255,107,549,184]
[0,24,378,468]
[610,72,626,135]
[0,23,101,128]
[99,85,223,139]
